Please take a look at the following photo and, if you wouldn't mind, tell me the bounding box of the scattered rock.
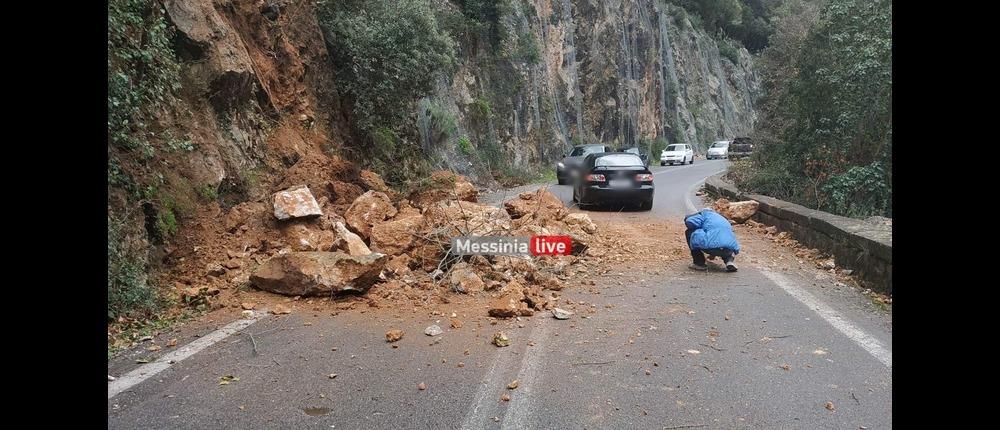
[408,171,478,208]
[551,308,574,320]
[108,375,116,382]
[328,373,338,379]
[424,325,444,336]
[713,198,759,224]
[417,382,427,391]
[344,191,397,239]
[251,251,389,296]
[825,401,835,411]
[359,170,390,192]
[507,380,519,390]
[241,310,255,318]
[271,304,291,315]
[492,331,510,347]
[563,213,598,234]
[489,288,525,318]
[503,188,567,221]
[764,226,778,235]
[500,393,511,401]
[241,302,256,310]
[529,271,565,291]
[450,263,485,293]
[206,263,226,277]
[450,319,463,329]
[273,185,323,220]
[386,329,404,342]
[425,200,511,236]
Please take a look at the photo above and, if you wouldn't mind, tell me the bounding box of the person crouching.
[684,208,740,272]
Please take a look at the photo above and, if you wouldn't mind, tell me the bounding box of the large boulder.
[250,251,389,296]
[333,222,372,256]
[503,188,568,221]
[359,170,389,192]
[425,200,511,237]
[713,199,760,224]
[273,185,323,220]
[408,171,478,208]
[344,191,397,239]
[370,214,425,256]
[282,222,336,251]
[326,181,364,205]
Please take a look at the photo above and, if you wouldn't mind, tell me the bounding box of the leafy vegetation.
[318,0,458,132]
[108,0,181,152]
[668,0,780,53]
[731,0,891,218]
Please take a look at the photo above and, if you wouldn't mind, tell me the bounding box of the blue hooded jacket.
[685,209,740,254]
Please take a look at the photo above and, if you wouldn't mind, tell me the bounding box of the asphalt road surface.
[109,159,892,429]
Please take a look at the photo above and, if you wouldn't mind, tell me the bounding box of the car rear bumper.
[579,185,654,204]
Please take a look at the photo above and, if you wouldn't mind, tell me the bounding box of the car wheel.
[557,177,567,185]
[690,157,694,164]
[660,161,665,166]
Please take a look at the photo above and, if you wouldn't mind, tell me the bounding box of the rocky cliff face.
[134,0,758,203]
[421,0,760,183]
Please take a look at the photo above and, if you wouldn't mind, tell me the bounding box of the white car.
[660,144,694,166]
[706,141,730,159]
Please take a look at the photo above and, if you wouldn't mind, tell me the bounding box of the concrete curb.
[704,172,892,294]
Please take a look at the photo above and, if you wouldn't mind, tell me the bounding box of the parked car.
[557,144,613,185]
[660,143,694,166]
[728,137,753,160]
[620,147,650,167]
[573,152,654,210]
[706,141,730,159]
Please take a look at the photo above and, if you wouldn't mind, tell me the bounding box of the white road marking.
[758,268,892,369]
[681,164,728,213]
[108,312,266,399]
[459,339,520,429]
[461,318,552,429]
[500,318,553,430]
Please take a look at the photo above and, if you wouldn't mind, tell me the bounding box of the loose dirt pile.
[154,156,662,318]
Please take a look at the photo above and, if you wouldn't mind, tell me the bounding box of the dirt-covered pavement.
[109,159,891,429]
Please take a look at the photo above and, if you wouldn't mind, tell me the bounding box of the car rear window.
[711,142,729,148]
[595,154,644,167]
[570,146,604,156]
[665,145,685,151]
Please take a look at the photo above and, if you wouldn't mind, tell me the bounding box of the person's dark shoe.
[689,263,708,271]
[726,262,738,272]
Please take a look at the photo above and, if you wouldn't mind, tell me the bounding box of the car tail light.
[585,174,606,182]
[635,174,653,182]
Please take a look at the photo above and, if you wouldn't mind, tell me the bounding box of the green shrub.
[470,97,492,123]
[457,136,474,156]
[108,214,164,322]
[718,38,740,64]
[318,0,457,131]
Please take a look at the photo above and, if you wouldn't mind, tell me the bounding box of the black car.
[619,147,650,167]
[557,144,613,185]
[572,152,654,210]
